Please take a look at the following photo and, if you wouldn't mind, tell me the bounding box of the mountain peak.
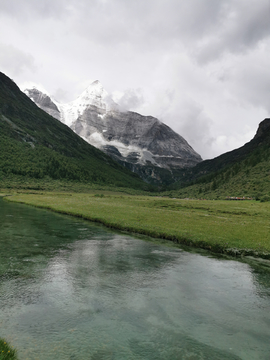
[91,80,101,85]
[22,82,51,97]
[254,118,270,140]
[73,80,117,114]
[84,80,103,93]
[81,80,105,99]
[22,77,202,184]
[0,71,145,189]
[23,87,60,120]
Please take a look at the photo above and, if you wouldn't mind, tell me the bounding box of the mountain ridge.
[0,71,147,190]
[24,81,202,184]
[168,117,270,198]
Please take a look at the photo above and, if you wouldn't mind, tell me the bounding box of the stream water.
[0,197,270,360]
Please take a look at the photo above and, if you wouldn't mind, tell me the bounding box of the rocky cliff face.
[24,88,61,120]
[73,107,201,170]
[253,118,270,140]
[24,81,202,184]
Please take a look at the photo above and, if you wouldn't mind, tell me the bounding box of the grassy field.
[4,191,270,257]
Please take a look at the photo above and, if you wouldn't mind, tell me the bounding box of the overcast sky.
[0,0,270,159]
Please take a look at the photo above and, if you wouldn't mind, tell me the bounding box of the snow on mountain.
[24,80,118,126]
[23,81,202,184]
[24,87,61,120]
[56,80,118,127]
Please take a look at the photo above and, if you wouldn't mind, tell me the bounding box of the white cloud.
[0,0,269,159]
[0,43,36,76]
[113,88,144,112]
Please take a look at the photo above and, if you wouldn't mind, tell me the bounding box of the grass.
[167,157,270,200]
[0,175,153,195]
[5,191,270,257]
[167,120,270,200]
[0,72,149,192]
[0,339,17,360]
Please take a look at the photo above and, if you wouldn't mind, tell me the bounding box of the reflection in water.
[0,198,270,360]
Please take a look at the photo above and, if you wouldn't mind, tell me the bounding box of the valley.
[1,1,270,358]
[1,70,270,256]
[1,71,270,360]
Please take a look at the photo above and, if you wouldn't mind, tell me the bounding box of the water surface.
[0,197,270,360]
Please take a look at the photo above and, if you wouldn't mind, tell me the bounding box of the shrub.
[260,195,270,202]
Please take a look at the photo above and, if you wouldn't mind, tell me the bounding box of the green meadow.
[4,191,270,257]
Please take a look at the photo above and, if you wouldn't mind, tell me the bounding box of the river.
[0,197,270,359]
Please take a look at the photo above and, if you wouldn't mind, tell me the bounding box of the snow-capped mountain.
[25,80,118,125]
[59,80,119,127]
[24,81,202,184]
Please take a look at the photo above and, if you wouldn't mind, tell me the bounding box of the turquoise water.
[0,197,270,360]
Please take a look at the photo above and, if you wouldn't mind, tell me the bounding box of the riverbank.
[0,338,17,359]
[4,191,270,259]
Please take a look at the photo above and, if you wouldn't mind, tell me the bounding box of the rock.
[24,82,202,184]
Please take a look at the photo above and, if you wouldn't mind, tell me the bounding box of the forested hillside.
[168,119,270,199]
[0,72,147,191]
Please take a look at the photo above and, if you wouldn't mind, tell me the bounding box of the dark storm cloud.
[57,0,270,59]
[196,0,270,62]
[67,0,224,50]
[2,0,269,58]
